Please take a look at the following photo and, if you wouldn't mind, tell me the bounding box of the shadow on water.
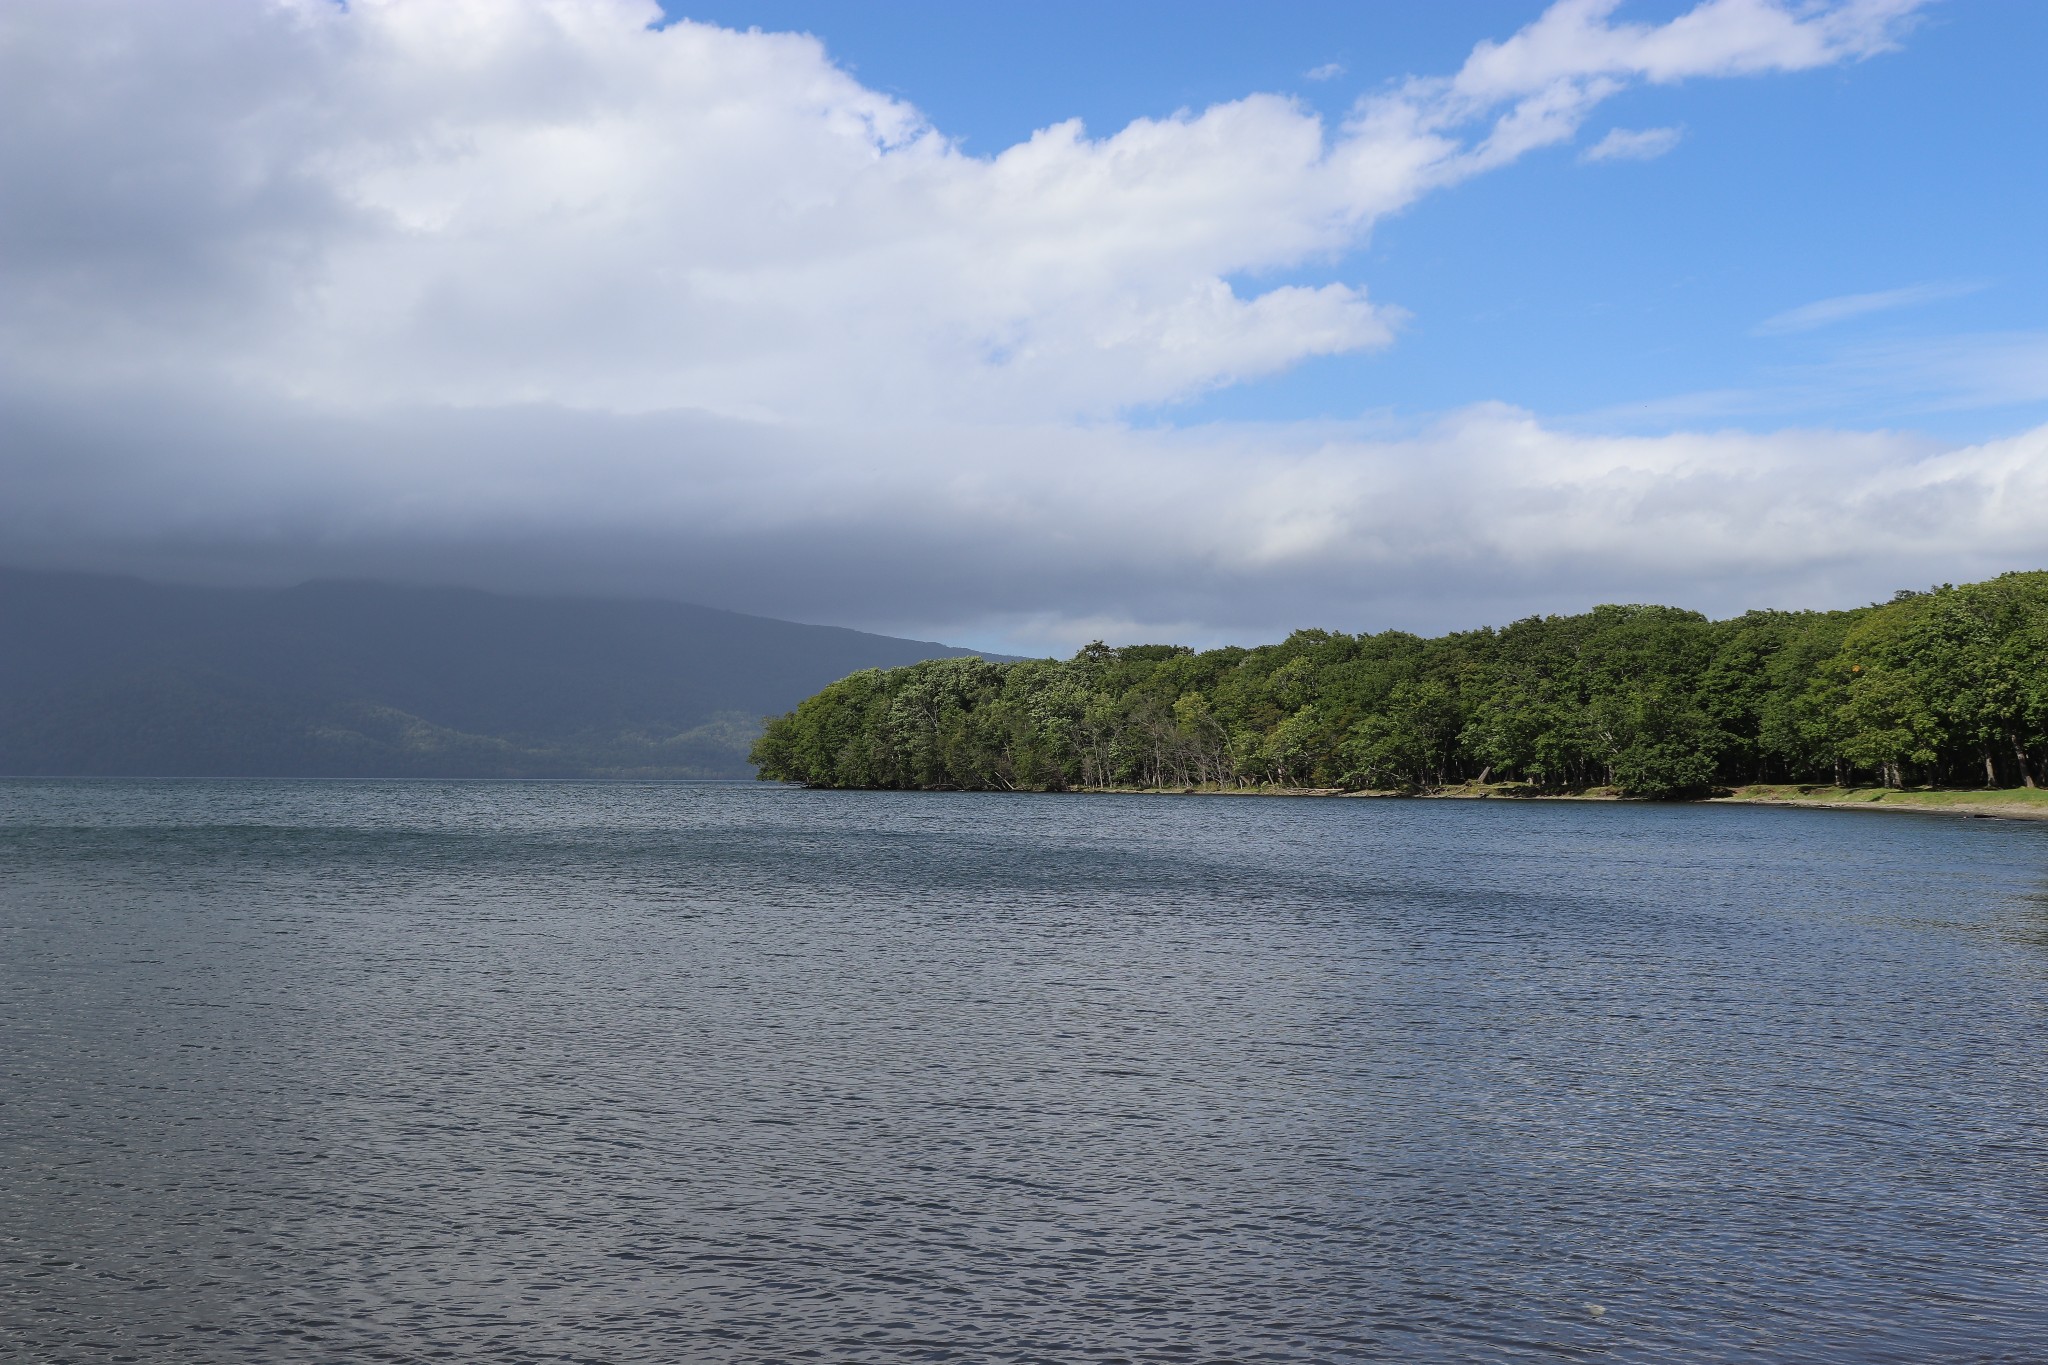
[2005,889,2048,951]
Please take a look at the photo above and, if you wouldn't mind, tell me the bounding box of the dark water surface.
[3,780,2046,1363]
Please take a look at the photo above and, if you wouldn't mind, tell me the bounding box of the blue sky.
[674,0,2048,440]
[4,0,2044,650]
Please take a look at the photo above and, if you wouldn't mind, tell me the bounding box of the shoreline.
[1705,784,2048,822]
[1038,782,2048,821]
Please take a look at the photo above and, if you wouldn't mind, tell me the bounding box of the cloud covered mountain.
[0,568,1003,777]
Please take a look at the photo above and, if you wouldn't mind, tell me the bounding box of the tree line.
[750,571,2048,798]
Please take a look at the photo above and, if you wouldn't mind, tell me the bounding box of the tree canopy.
[752,572,2048,798]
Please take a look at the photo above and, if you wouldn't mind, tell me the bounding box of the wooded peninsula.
[751,572,2048,799]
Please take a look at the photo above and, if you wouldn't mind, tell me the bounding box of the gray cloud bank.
[9,376,2038,650]
[9,0,2034,653]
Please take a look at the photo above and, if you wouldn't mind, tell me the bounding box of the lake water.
[3,779,2046,1363]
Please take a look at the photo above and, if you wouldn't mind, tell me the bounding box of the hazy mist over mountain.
[0,569,1003,777]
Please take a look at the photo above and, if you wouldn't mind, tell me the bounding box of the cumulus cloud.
[1581,125,1683,161]
[0,0,2000,652]
[0,0,1924,422]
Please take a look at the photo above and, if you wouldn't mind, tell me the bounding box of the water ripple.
[2,780,2046,1362]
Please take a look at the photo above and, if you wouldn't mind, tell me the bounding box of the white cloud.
[0,0,1992,650]
[0,0,1927,423]
[1305,62,1346,82]
[1446,0,1919,101]
[1755,280,1986,334]
[1581,125,1683,162]
[1429,0,1917,176]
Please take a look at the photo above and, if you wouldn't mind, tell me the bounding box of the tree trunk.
[1985,748,1999,788]
[2012,733,2039,789]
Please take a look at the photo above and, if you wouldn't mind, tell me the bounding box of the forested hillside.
[752,572,2048,798]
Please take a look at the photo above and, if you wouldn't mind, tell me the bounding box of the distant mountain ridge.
[0,568,1009,777]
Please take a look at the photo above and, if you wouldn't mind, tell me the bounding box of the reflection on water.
[3,780,2046,1362]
